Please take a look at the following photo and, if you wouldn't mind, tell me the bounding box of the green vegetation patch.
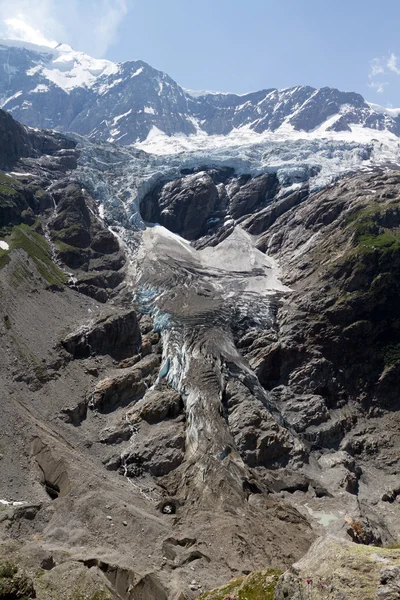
[198,578,245,600]
[52,223,90,248]
[357,230,400,252]
[383,344,400,366]
[0,223,67,285]
[198,569,282,600]
[346,203,400,257]
[0,560,35,599]
[0,250,11,269]
[0,562,18,579]
[71,592,112,600]
[0,172,20,194]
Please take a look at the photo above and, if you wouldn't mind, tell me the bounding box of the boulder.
[128,388,183,424]
[90,354,160,411]
[62,309,141,359]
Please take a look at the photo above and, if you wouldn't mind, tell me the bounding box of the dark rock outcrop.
[128,388,183,424]
[229,173,279,219]
[0,107,76,169]
[140,169,282,242]
[259,169,400,410]
[89,354,160,411]
[141,171,220,240]
[47,182,126,300]
[62,309,141,359]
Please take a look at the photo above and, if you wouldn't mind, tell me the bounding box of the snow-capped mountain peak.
[0,38,119,93]
[1,38,400,151]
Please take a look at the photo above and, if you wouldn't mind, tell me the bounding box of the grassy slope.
[0,222,66,285]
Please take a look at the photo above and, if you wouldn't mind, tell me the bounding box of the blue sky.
[1,0,400,105]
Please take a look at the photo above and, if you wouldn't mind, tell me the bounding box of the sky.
[1,0,400,106]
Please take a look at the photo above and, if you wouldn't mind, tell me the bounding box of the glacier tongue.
[128,222,291,497]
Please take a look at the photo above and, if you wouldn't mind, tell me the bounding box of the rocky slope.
[200,539,400,600]
[0,99,400,600]
[1,39,400,145]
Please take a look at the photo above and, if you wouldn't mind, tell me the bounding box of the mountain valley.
[0,38,400,600]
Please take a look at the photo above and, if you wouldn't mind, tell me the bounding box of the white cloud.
[0,1,65,45]
[2,16,57,47]
[370,58,385,77]
[368,80,387,94]
[387,53,400,75]
[368,57,388,94]
[92,0,129,56]
[367,53,400,97]
[0,0,132,56]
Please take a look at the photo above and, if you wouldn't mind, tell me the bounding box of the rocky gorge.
[0,89,400,600]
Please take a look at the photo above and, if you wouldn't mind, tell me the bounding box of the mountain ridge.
[1,38,400,147]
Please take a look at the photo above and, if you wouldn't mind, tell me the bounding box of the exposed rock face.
[274,537,400,600]
[224,379,297,468]
[141,172,220,240]
[0,109,125,303]
[0,107,76,169]
[90,354,160,411]
[31,437,71,499]
[62,309,141,359]
[257,170,400,411]
[48,182,126,300]
[128,388,183,423]
[140,168,280,241]
[229,173,279,219]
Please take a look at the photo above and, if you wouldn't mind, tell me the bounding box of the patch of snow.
[367,101,400,118]
[0,38,57,54]
[235,101,251,111]
[8,40,119,93]
[26,65,41,76]
[10,171,35,177]
[97,77,123,95]
[42,49,118,92]
[184,88,230,98]
[131,67,144,78]
[111,109,132,126]
[0,241,9,250]
[1,90,22,107]
[31,84,49,93]
[122,120,400,201]
[0,499,26,506]
[144,106,156,114]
